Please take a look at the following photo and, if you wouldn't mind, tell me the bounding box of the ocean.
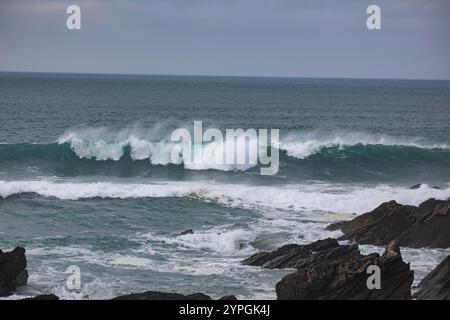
[1,72,449,299]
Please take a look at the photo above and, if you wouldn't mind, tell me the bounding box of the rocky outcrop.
[219,295,238,300]
[274,241,413,300]
[409,184,441,190]
[398,199,450,248]
[242,238,340,269]
[112,291,213,300]
[327,198,450,248]
[243,239,413,300]
[415,256,450,300]
[112,291,238,300]
[326,200,422,246]
[178,229,194,236]
[22,294,60,300]
[0,247,28,296]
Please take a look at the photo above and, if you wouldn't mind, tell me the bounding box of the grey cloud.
[0,0,449,79]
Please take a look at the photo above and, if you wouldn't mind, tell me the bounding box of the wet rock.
[242,238,340,269]
[409,184,441,190]
[112,291,212,300]
[327,198,450,248]
[327,201,422,246]
[398,199,450,248]
[0,247,28,296]
[22,294,60,300]
[219,295,238,300]
[275,241,413,300]
[178,229,194,236]
[415,256,450,300]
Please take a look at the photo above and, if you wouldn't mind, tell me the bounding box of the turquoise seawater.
[0,72,449,299]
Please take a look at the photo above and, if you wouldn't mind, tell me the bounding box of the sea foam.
[1,180,449,215]
[280,130,450,159]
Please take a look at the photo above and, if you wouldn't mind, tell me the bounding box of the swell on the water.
[0,129,449,174]
[1,180,449,215]
[279,130,450,159]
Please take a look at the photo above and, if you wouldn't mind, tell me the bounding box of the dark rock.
[219,295,238,300]
[275,240,413,300]
[22,294,60,300]
[327,201,422,246]
[409,184,441,190]
[398,200,450,248]
[415,256,450,300]
[417,198,449,213]
[178,229,194,236]
[242,238,340,269]
[0,247,28,296]
[327,198,450,248]
[112,291,212,300]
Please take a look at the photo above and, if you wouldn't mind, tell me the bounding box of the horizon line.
[1,70,450,82]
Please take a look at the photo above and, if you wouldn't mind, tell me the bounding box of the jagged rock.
[417,198,449,213]
[112,291,212,300]
[398,199,450,248]
[178,229,194,236]
[242,238,340,269]
[326,200,422,246]
[327,198,450,248]
[219,295,238,300]
[275,241,413,300]
[415,256,450,300]
[22,294,60,300]
[410,184,441,190]
[0,247,28,296]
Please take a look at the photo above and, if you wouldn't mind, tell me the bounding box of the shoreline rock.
[327,198,450,248]
[113,291,212,300]
[415,256,450,300]
[243,240,414,300]
[242,238,340,269]
[0,247,28,297]
[21,294,60,300]
[112,291,236,300]
[178,229,194,236]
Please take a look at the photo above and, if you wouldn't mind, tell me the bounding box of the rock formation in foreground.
[243,239,414,300]
[0,247,28,296]
[113,291,237,300]
[415,256,450,300]
[22,294,60,300]
[327,198,450,248]
[242,238,340,269]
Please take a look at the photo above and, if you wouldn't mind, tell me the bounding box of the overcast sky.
[1,0,449,79]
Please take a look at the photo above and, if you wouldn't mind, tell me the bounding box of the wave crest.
[1,180,449,215]
[279,131,449,159]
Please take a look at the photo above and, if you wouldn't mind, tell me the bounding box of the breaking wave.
[1,180,449,215]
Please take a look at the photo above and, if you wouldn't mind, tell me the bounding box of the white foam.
[280,130,449,159]
[110,256,153,267]
[176,266,225,276]
[57,128,450,168]
[142,228,253,255]
[1,179,449,216]
[51,277,116,300]
[57,128,258,171]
